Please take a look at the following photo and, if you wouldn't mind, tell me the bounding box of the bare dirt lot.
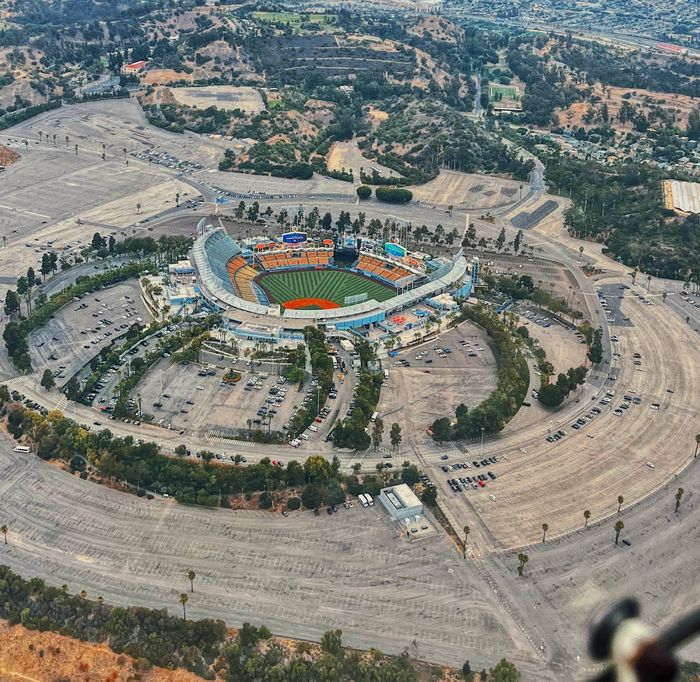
[170,85,266,113]
[410,170,524,210]
[326,138,400,179]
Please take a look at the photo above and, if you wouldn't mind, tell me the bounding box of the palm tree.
[136,202,142,214]
[617,495,624,513]
[463,525,470,558]
[583,510,591,528]
[675,487,684,513]
[0,524,7,544]
[38,130,43,143]
[187,569,196,593]
[65,135,69,147]
[614,520,624,545]
[662,292,667,303]
[541,523,549,543]
[179,593,188,621]
[694,434,700,458]
[646,275,652,293]
[517,553,529,577]
[74,143,78,155]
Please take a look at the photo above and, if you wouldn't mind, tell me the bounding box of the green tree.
[389,422,402,450]
[614,520,624,545]
[431,417,452,443]
[179,592,188,621]
[489,658,521,682]
[541,523,549,542]
[40,369,55,390]
[517,553,528,577]
[463,525,470,558]
[371,417,384,451]
[617,495,624,513]
[675,487,684,513]
[3,290,20,316]
[304,455,332,483]
[187,569,195,593]
[320,629,343,655]
[0,524,7,544]
[583,510,591,528]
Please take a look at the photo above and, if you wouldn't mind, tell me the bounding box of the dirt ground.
[0,143,19,167]
[0,622,203,682]
[556,84,699,130]
[410,170,524,210]
[326,139,399,178]
[170,85,265,113]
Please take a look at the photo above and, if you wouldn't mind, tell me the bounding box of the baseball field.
[255,268,395,309]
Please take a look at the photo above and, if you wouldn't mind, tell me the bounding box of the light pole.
[480,427,485,455]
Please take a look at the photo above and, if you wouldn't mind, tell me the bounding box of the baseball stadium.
[191,225,470,333]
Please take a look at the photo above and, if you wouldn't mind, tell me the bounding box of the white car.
[646,462,655,468]
[196,385,204,390]
[586,433,595,439]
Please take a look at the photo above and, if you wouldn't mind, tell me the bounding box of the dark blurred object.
[590,598,700,681]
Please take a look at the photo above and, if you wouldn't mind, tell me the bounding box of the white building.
[379,483,423,522]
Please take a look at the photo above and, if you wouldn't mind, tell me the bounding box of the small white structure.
[379,483,423,522]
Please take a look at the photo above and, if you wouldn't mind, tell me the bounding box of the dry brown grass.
[0,622,204,682]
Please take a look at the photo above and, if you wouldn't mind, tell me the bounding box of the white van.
[308,425,318,432]
[13,445,30,453]
[365,493,374,506]
[299,433,309,441]
[358,494,369,508]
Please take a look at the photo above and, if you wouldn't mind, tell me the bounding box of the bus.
[370,411,379,422]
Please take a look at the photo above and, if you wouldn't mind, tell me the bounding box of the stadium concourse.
[190,224,472,336]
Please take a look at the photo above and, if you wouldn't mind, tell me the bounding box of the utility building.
[379,484,423,522]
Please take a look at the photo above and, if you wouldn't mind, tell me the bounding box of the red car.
[478,480,486,487]
[315,417,323,423]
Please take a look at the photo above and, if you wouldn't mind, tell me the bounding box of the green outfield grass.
[256,268,395,308]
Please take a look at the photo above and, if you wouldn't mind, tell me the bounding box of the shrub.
[375,186,413,204]
[258,491,273,509]
[356,185,372,200]
[287,496,301,510]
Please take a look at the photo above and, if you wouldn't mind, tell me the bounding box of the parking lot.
[377,323,498,441]
[424,287,700,549]
[0,440,543,676]
[134,359,306,440]
[28,280,151,387]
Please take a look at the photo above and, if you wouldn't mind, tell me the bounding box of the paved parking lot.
[423,288,700,550]
[135,360,303,440]
[0,441,543,677]
[377,323,498,442]
[28,280,151,386]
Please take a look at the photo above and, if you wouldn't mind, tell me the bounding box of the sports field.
[256,269,395,309]
[488,84,520,101]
